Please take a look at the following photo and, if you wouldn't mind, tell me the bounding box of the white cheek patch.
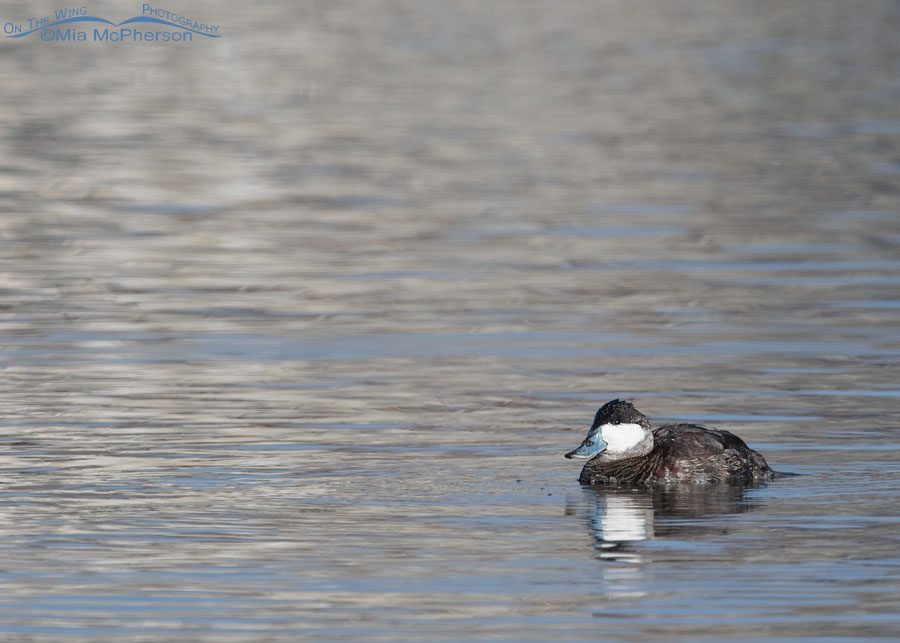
[599,423,646,454]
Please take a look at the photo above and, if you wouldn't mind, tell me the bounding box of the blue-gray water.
[2,0,899,640]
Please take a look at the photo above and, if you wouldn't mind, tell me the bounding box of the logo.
[4,4,221,43]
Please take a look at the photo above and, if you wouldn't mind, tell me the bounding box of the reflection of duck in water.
[565,400,786,486]
[566,483,764,561]
[574,490,654,563]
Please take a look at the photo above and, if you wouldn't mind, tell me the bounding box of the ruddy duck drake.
[565,399,783,486]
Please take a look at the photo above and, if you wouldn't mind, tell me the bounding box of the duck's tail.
[771,469,800,479]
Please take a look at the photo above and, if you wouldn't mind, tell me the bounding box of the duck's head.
[565,399,653,460]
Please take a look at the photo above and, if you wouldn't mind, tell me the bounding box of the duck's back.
[652,423,775,483]
[579,423,777,486]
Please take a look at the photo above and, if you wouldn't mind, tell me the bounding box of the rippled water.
[2,0,899,640]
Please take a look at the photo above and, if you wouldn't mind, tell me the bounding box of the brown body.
[578,423,778,486]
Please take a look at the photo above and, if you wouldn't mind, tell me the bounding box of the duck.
[565,399,783,486]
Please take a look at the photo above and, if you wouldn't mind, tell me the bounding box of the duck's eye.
[585,440,594,446]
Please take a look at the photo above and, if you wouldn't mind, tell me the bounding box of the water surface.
[1,0,899,640]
